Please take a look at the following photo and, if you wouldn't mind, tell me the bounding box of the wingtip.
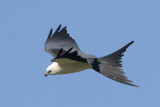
[57,24,68,31]
[130,40,134,44]
[132,84,139,87]
[59,24,62,28]
[62,26,67,30]
[47,28,53,39]
[57,24,62,31]
[128,41,134,45]
[50,28,53,33]
[125,40,134,48]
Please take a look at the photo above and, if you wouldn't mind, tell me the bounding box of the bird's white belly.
[53,58,92,75]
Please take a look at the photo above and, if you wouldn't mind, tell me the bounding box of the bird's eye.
[48,71,51,73]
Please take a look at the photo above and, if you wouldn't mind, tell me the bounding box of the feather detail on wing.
[44,25,97,63]
[44,25,80,57]
[51,48,87,63]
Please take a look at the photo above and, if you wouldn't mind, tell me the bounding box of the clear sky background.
[0,0,160,107]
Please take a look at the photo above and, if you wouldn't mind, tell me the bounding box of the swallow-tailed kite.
[44,25,138,87]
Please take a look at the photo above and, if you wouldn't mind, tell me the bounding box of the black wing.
[44,25,80,57]
[51,47,87,63]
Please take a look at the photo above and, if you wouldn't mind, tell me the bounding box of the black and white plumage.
[44,25,138,87]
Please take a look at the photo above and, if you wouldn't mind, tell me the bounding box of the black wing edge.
[51,48,87,63]
[47,24,62,40]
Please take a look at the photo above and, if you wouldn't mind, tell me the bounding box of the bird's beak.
[44,74,48,77]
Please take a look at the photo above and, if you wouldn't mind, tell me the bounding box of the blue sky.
[0,0,160,107]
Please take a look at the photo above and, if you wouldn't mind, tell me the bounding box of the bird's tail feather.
[93,41,138,87]
[99,41,134,67]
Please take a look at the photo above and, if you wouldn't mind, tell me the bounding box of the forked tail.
[93,41,138,87]
[99,41,134,68]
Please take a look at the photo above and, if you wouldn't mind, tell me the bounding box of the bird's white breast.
[51,58,92,75]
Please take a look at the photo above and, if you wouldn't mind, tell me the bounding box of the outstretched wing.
[44,25,80,57]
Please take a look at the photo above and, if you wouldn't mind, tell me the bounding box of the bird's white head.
[45,62,62,77]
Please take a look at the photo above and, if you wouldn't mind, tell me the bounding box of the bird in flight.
[44,25,138,87]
